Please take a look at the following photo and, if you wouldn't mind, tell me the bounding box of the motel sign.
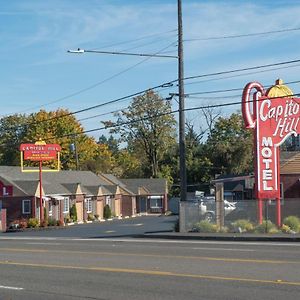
[242,79,299,226]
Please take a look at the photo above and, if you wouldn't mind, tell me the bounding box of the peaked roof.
[0,166,108,197]
[120,178,167,195]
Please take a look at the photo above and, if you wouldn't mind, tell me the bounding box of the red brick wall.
[1,196,35,224]
[0,209,6,231]
[281,174,300,198]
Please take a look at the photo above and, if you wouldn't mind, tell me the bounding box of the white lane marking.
[26,242,62,245]
[0,285,23,290]
[121,223,143,227]
[1,236,300,248]
[191,247,255,252]
[104,230,116,233]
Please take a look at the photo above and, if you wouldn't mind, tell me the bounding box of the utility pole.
[70,134,79,171]
[178,0,187,202]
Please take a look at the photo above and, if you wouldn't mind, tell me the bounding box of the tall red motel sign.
[242,79,298,226]
[20,140,61,223]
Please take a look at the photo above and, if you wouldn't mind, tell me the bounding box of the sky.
[2,0,300,141]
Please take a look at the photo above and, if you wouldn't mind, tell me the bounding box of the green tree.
[104,90,177,178]
[206,113,253,175]
[0,114,28,165]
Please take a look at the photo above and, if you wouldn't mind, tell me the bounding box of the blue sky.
[1,0,300,140]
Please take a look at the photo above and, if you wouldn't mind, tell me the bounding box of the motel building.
[0,166,168,231]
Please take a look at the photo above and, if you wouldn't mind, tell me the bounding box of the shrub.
[64,214,72,223]
[193,220,218,233]
[218,226,229,233]
[87,213,95,221]
[283,216,300,233]
[254,220,277,233]
[27,218,39,228]
[94,214,99,220]
[281,224,292,234]
[103,205,112,219]
[48,218,56,226]
[70,204,77,222]
[231,219,254,233]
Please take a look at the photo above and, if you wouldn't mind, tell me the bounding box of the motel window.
[149,196,163,208]
[86,198,92,213]
[63,197,70,213]
[22,200,31,214]
[105,196,112,207]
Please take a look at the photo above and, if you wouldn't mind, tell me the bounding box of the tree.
[104,90,177,178]
[0,114,28,165]
[24,109,99,170]
[206,113,253,175]
[98,134,119,154]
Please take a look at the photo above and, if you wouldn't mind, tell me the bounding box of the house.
[121,178,168,214]
[99,174,168,214]
[0,166,169,228]
[0,166,116,226]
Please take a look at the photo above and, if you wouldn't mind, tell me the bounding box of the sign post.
[242,79,299,227]
[20,140,61,224]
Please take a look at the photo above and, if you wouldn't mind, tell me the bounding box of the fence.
[179,199,300,233]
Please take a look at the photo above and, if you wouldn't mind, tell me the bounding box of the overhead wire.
[184,26,300,42]
[4,57,300,134]
[9,41,177,115]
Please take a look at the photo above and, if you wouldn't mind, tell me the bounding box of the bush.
[231,219,254,233]
[283,216,300,233]
[70,204,77,222]
[254,220,277,233]
[48,218,57,226]
[94,214,99,220]
[192,220,218,233]
[281,224,292,234]
[27,218,39,228]
[103,205,112,219]
[87,213,95,221]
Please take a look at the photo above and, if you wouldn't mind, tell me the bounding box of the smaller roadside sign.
[20,143,61,161]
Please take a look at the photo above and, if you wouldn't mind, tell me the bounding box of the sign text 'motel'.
[242,79,300,226]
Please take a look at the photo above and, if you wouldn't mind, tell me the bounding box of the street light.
[68,0,187,204]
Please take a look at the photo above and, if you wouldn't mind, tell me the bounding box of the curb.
[143,232,300,242]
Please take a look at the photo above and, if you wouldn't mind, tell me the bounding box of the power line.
[184,26,300,42]
[47,91,300,142]
[8,42,177,115]
[184,63,300,86]
[4,57,300,133]
[90,29,177,51]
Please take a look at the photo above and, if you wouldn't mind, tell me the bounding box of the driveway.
[1,215,178,238]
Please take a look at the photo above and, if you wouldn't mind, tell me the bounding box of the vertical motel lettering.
[261,137,273,191]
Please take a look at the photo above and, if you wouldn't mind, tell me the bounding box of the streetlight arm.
[67,48,177,59]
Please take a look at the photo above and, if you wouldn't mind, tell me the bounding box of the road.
[0,216,300,299]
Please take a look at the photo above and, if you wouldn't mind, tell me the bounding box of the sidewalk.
[144,231,300,242]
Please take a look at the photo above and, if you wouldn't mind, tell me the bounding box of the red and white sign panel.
[242,81,300,199]
[20,144,61,161]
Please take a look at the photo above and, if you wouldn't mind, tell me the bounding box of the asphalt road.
[2,215,178,238]
[0,216,300,299]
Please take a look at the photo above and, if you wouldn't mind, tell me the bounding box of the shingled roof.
[0,166,111,197]
[120,178,167,195]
